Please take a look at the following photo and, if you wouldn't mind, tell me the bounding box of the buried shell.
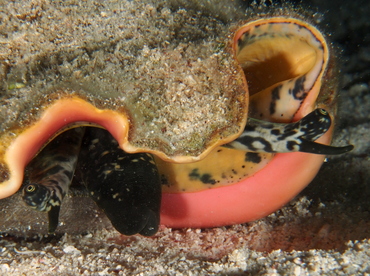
[0,14,353,235]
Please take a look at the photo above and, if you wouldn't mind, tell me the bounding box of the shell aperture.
[235,19,327,122]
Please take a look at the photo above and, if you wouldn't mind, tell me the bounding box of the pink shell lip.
[160,133,331,228]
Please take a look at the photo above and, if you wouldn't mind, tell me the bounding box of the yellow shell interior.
[157,149,271,192]
[160,17,329,193]
[238,35,317,96]
[243,19,327,122]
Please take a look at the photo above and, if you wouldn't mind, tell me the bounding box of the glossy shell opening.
[235,17,328,122]
[236,23,321,96]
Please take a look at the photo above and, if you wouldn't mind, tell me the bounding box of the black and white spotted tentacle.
[78,127,161,236]
[226,108,354,155]
[22,127,85,233]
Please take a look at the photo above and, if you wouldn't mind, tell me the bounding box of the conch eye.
[318,108,328,116]
[25,184,36,193]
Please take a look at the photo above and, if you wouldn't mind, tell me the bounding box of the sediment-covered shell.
[0,0,352,235]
